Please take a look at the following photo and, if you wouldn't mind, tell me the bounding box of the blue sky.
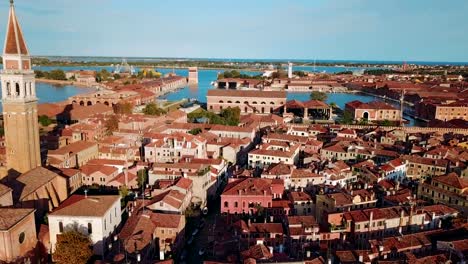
[1,0,467,62]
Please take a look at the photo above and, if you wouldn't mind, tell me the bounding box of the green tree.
[310,91,328,101]
[38,115,53,126]
[113,73,121,80]
[34,70,45,78]
[293,70,307,77]
[329,102,337,109]
[48,69,67,80]
[339,111,354,125]
[142,103,167,116]
[220,107,241,126]
[53,230,93,264]
[188,128,202,135]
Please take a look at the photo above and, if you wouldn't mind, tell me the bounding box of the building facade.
[207,89,286,115]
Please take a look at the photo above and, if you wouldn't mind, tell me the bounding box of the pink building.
[221,178,284,214]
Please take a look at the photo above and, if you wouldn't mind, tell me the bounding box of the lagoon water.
[1,65,417,125]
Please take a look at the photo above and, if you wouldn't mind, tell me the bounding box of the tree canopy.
[339,111,354,125]
[38,115,54,126]
[142,103,167,116]
[218,70,262,80]
[34,69,67,80]
[188,107,240,126]
[53,230,93,264]
[310,91,328,101]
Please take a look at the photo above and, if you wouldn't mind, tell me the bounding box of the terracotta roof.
[4,2,28,55]
[49,195,120,217]
[0,183,12,197]
[174,177,192,190]
[48,141,97,156]
[14,167,61,201]
[263,162,293,176]
[288,215,317,227]
[0,208,34,230]
[207,89,286,99]
[433,172,468,189]
[241,244,273,260]
[289,191,312,202]
[249,223,284,234]
[150,212,184,229]
[80,164,118,176]
[222,178,273,196]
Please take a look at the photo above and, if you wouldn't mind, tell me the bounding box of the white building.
[48,195,121,256]
[379,158,407,181]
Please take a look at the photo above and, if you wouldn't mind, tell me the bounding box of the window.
[88,223,93,234]
[19,232,25,244]
[224,201,229,208]
[59,222,64,233]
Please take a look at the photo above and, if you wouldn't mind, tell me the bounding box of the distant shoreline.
[36,78,96,89]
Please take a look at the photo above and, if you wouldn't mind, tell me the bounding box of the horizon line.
[27,55,468,65]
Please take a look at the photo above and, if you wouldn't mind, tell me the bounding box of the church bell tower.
[1,0,41,174]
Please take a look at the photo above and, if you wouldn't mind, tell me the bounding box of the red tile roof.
[0,208,34,230]
[433,172,468,189]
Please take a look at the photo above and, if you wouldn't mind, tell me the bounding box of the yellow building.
[418,172,468,216]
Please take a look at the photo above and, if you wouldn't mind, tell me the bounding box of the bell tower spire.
[1,0,41,175]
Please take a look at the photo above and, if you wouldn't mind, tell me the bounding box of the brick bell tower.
[1,0,41,174]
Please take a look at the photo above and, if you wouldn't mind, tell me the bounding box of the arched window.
[270,102,275,105]
[219,100,224,103]
[244,101,248,104]
[235,101,240,104]
[252,101,257,104]
[261,102,266,104]
[87,101,92,106]
[227,100,232,103]
[234,202,238,208]
[224,201,229,208]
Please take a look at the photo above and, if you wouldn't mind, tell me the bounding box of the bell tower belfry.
[1,0,41,174]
